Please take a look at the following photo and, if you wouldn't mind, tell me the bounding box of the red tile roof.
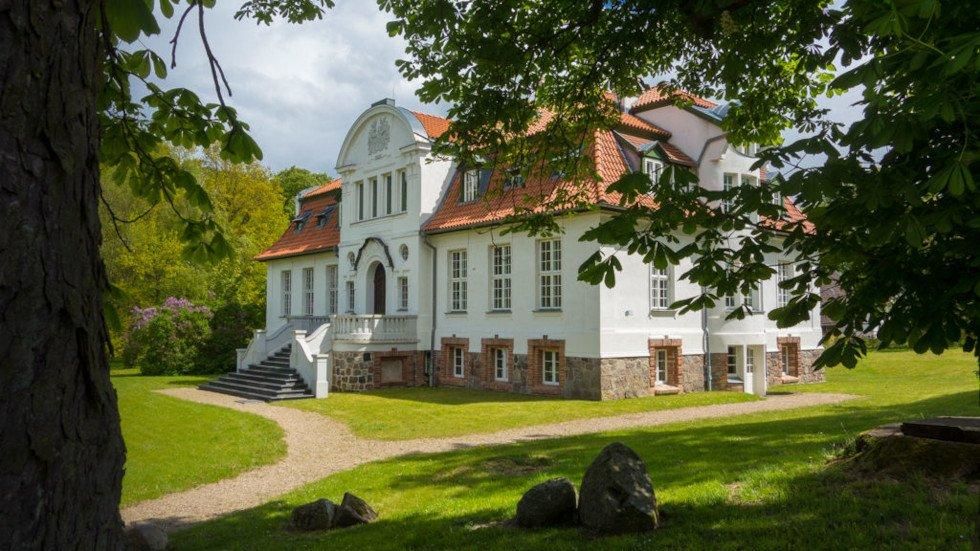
[631,86,717,113]
[303,179,341,199]
[411,111,451,139]
[614,131,696,167]
[256,192,341,261]
[617,112,671,139]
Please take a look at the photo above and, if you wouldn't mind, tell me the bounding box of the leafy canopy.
[381,0,979,366]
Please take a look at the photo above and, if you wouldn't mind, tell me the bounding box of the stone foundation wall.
[599,357,651,400]
[332,350,425,391]
[797,349,824,383]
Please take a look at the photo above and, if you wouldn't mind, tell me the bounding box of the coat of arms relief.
[367,117,391,155]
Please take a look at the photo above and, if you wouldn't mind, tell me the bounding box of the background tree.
[274,165,332,215]
[382,0,978,366]
[0,0,330,546]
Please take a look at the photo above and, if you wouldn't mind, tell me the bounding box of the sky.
[141,3,863,175]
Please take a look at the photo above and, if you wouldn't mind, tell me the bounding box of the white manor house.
[201,90,824,402]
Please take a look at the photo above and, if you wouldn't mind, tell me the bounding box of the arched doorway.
[370,262,386,314]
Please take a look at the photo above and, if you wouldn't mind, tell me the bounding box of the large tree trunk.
[0,1,126,548]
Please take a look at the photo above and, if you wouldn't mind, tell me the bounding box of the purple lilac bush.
[124,297,213,375]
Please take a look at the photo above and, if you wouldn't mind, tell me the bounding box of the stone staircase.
[199,344,314,401]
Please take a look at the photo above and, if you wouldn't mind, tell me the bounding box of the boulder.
[333,492,378,527]
[125,523,168,551]
[291,498,338,531]
[515,477,578,528]
[578,442,658,533]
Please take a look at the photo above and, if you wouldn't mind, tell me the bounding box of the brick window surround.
[439,337,469,386]
[648,338,682,388]
[480,338,514,391]
[527,338,566,395]
[777,336,801,377]
[371,349,417,387]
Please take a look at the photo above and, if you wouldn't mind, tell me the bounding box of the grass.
[277,385,759,440]
[113,367,286,507]
[173,349,979,549]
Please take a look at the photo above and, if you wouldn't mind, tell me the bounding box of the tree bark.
[0,1,126,548]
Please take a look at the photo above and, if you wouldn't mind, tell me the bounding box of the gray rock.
[515,477,577,528]
[291,498,338,531]
[125,523,168,550]
[578,442,658,533]
[333,492,378,527]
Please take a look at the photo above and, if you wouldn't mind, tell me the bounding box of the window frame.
[777,263,793,307]
[490,244,512,311]
[643,158,664,191]
[384,173,393,215]
[727,346,739,379]
[370,177,378,218]
[649,265,671,310]
[493,348,508,381]
[326,265,338,315]
[655,349,668,384]
[346,280,355,313]
[541,349,559,385]
[280,270,292,317]
[302,267,314,316]
[397,276,409,311]
[448,249,468,312]
[452,347,464,378]
[537,239,562,310]
[781,346,792,375]
[722,173,736,213]
[356,181,365,221]
[399,170,408,212]
[462,170,479,203]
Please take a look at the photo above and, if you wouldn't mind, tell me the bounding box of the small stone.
[515,477,577,528]
[578,442,658,533]
[291,498,338,531]
[333,492,378,527]
[125,523,168,551]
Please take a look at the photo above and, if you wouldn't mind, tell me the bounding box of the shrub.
[127,297,213,375]
[196,302,265,374]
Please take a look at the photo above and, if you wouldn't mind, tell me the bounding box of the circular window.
[347,251,356,268]
[399,244,409,261]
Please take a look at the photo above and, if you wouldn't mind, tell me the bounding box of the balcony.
[329,314,418,344]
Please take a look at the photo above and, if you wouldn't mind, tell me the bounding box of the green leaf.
[105,0,160,43]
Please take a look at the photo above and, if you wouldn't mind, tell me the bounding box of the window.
[490,245,512,311]
[399,170,408,212]
[741,174,758,189]
[280,270,292,316]
[302,267,314,315]
[326,266,338,314]
[385,173,393,215]
[370,177,378,218]
[722,173,736,213]
[452,347,464,378]
[777,263,793,307]
[538,239,562,309]
[462,170,479,202]
[346,280,355,312]
[397,276,409,311]
[542,350,559,385]
[724,294,737,309]
[449,250,467,312]
[744,286,761,312]
[727,346,739,378]
[493,348,508,381]
[356,181,364,220]
[746,347,756,376]
[650,266,671,310]
[643,158,664,190]
[504,168,525,190]
[781,346,792,375]
[655,349,667,384]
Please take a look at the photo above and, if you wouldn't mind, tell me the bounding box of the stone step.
[200,379,312,401]
[652,384,681,396]
[222,372,307,391]
[260,358,291,368]
[248,364,296,377]
[232,370,303,385]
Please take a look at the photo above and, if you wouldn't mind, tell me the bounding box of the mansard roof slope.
[256,181,342,261]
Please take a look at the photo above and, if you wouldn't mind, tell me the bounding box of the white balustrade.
[330,314,417,343]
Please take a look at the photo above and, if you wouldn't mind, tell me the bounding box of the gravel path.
[121,388,855,532]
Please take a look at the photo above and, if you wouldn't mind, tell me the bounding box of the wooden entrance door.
[372,264,386,314]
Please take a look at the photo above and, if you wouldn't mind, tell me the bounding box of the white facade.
[251,97,822,399]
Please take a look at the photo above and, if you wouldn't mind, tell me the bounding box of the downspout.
[702,285,712,391]
[422,233,438,387]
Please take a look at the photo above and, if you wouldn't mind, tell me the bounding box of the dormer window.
[462,170,479,202]
[315,206,336,228]
[642,158,664,190]
[292,212,311,232]
[734,143,758,156]
[504,168,525,190]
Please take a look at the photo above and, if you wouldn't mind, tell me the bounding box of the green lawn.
[113,368,286,507]
[277,385,759,440]
[173,349,979,549]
